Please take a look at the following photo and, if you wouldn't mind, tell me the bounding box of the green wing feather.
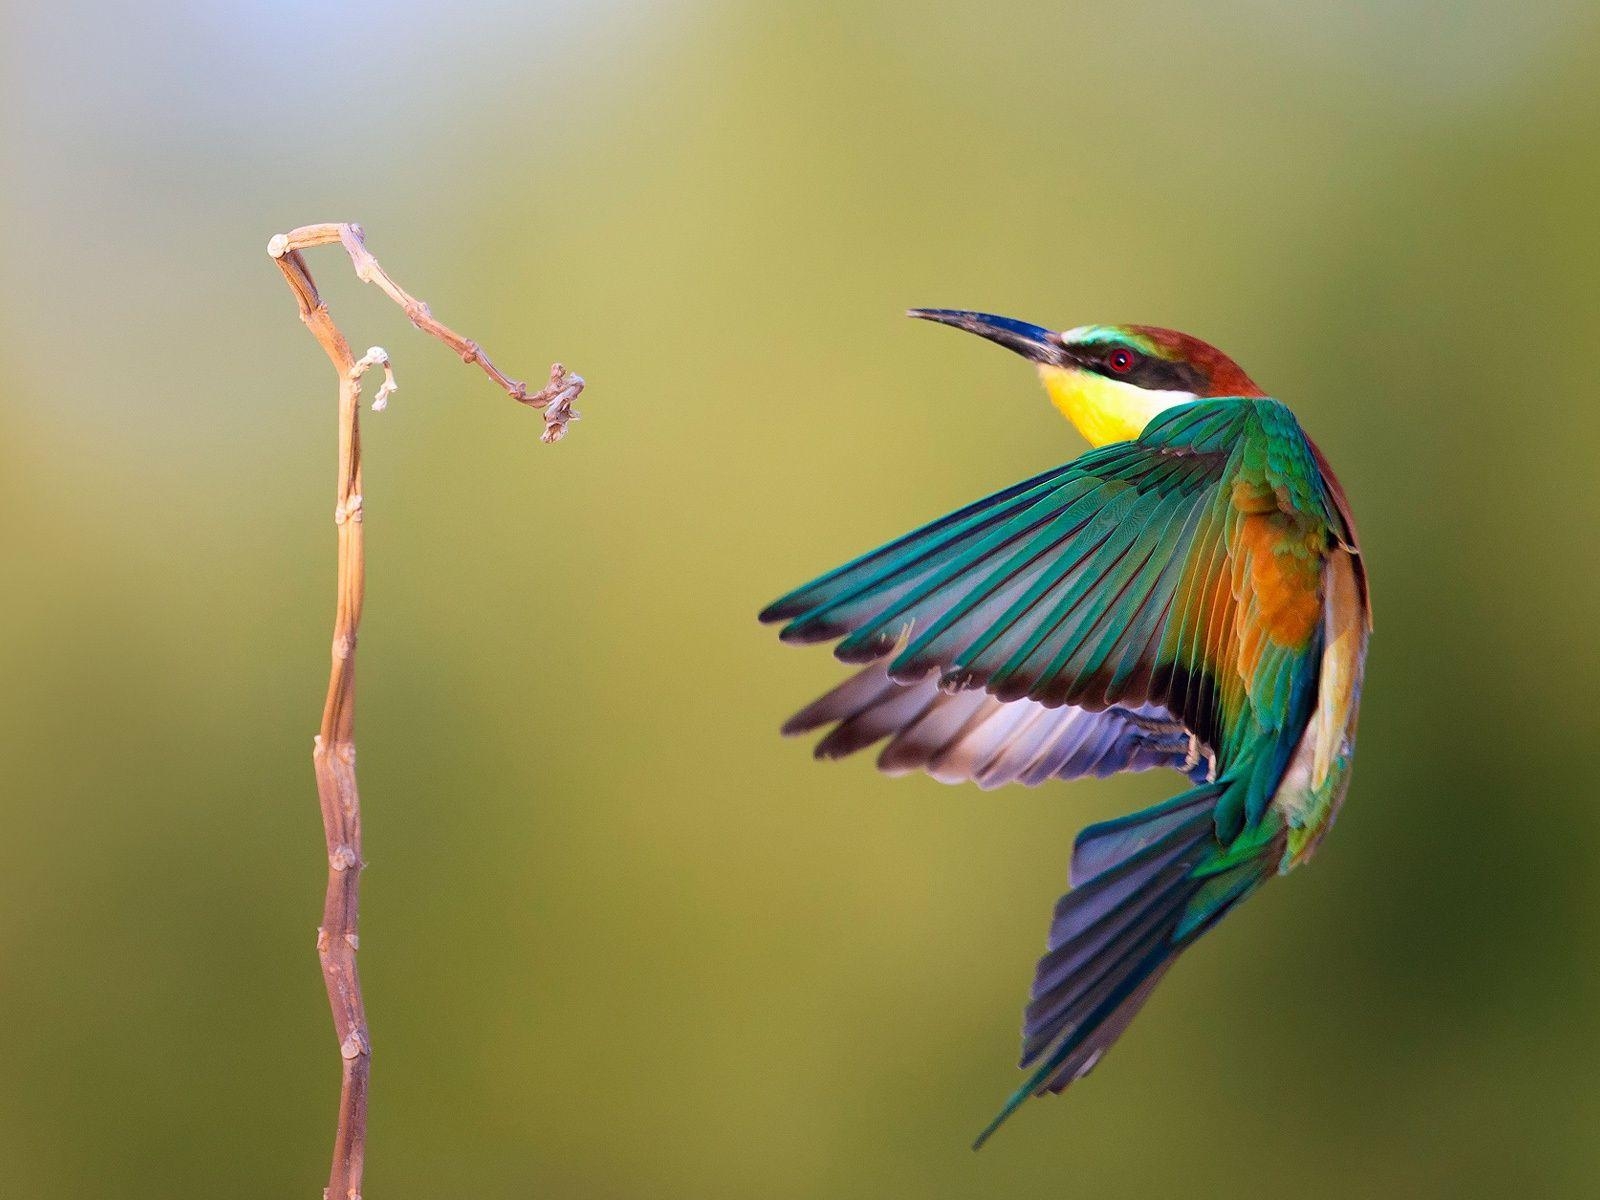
[764,398,1341,771]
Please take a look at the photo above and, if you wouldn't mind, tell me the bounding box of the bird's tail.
[973,774,1281,1149]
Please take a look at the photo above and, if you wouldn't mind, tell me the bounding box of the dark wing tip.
[758,599,798,624]
[777,623,838,646]
[780,701,837,737]
[834,635,895,664]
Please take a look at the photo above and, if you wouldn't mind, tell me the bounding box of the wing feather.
[784,661,1211,788]
[765,397,1341,795]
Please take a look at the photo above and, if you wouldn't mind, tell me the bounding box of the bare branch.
[268,222,585,442]
[267,221,584,1200]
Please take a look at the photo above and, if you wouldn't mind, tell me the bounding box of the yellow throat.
[1038,364,1194,448]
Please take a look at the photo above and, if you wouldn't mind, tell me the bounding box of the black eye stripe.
[1083,350,1203,393]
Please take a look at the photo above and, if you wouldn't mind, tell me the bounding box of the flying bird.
[759,311,1370,1147]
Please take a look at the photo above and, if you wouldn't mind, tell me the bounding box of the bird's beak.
[907,309,1068,366]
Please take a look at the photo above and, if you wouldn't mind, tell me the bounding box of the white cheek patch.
[1137,386,1200,409]
[1109,382,1199,439]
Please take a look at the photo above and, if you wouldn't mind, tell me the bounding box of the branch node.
[334,495,364,526]
[340,1030,370,1060]
[330,845,360,871]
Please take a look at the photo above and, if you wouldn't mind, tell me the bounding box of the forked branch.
[268,222,584,1200]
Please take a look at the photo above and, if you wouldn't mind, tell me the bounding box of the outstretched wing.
[783,660,1213,788]
[763,398,1343,779]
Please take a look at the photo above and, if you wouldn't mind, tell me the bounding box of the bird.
[759,310,1369,1148]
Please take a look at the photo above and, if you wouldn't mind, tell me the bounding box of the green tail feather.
[972,772,1279,1149]
[972,1075,1042,1150]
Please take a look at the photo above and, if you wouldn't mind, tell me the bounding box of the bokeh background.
[4,1,1599,1195]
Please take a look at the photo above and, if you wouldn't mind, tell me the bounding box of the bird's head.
[908,309,1263,447]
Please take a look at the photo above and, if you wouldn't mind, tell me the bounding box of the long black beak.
[907,309,1067,366]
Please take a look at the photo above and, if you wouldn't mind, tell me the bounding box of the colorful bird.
[760,311,1370,1147]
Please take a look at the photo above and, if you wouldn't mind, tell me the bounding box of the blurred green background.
[4,0,1600,1195]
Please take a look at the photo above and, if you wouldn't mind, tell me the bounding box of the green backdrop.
[3,1,1599,1195]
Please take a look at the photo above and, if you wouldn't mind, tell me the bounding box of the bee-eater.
[760,311,1369,1147]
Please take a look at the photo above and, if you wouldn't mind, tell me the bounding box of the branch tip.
[350,347,397,411]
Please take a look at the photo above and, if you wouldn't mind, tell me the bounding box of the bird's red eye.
[1107,348,1136,374]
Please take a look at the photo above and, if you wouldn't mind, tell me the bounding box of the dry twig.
[268,221,584,1199]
